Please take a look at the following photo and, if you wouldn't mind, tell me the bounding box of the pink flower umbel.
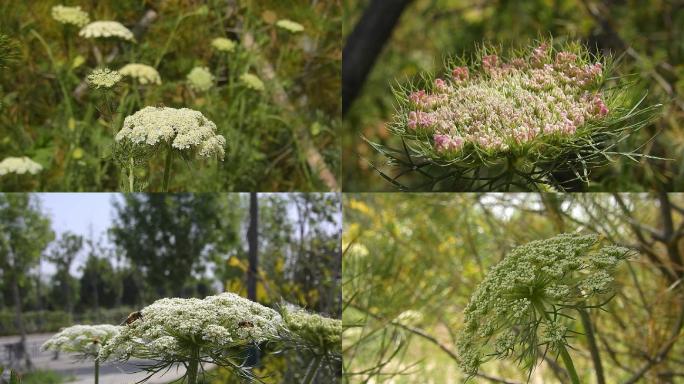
[396,44,612,156]
[374,41,658,191]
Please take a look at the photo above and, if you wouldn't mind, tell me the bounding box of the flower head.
[98,293,283,362]
[240,73,265,91]
[211,37,236,53]
[87,67,122,89]
[116,106,226,160]
[186,66,214,92]
[119,63,161,85]
[79,21,135,42]
[43,324,120,359]
[0,157,43,176]
[51,5,90,27]
[276,19,305,33]
[456,233,632,377]
[281,304,342,354]
[399,46,610,155]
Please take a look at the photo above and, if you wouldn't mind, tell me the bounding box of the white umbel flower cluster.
[98,293,283,362]
[51,5,90,27]
[0,157,43,176]
[211,37,236,53]
[116,106,226,160]
[187,67,214,92]
[119,63,162,85]
[240,73,265,92]
[276,19,305,33]
[456,233,632,377]
[42,324,120,358]
[79,21,135,42]
[281,304,342,354]
[87,67,122,89]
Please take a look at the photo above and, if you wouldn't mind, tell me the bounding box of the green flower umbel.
[456,233,632,381]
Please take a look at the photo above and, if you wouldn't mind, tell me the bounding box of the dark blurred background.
[343,0,684,191]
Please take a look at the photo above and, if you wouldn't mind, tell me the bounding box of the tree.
[110,194,238,298]
[247,192,258,301]
[45,231,83,316]
[0,194,54,371]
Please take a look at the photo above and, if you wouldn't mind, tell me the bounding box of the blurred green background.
[343,0,684,191]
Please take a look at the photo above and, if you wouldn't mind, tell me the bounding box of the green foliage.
[0,307,133,336]
[110,194,241,298]
[0,0,340,191]
[16,370,66,384]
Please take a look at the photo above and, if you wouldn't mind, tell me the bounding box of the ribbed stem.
[162,145,173,192]
[94,359,99,384]
[128,157,135,192]
[533,300,580,384]
[302,354,322,384]
[186,349,199,384]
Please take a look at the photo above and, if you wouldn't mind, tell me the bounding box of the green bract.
[456,233,632,378]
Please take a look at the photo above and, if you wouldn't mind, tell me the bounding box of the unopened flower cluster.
[116,106,226,160]
[119,63,162,85]
[276,19,305,33]
[51,5,90,27]
[456,233,631,376]
[281,304,342,354]
[87,67,122,89]
[187,67,214,92]
[240,73,265,91]
[399,44,610,157]
[211,37,236,53]
[79,21,135,42]
[98,293,283,362]
[0,157,43,176]
[43,324,120,358]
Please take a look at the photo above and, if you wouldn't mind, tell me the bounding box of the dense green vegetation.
[0,1,340,191]
[343,0,683,191]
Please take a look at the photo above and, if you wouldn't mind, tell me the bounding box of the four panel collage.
[0,1,682,383]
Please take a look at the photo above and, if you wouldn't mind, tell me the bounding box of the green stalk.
[186,348,199,384]
[94,359,99,384]
[128,157,135,192]
[302,354,323,384]
[533,301,580,384]
[162,145,174,192]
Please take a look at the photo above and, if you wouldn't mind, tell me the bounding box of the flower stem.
[533,300,580,384]
[128,157,135,192]
[162,145,173,192]
[186,350,199,384]
[94,359,99,384]
[302,354,322,384]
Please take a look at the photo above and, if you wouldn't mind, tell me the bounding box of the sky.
[38,193,121,275]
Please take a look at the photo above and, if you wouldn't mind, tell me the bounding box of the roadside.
[0,333,187,384]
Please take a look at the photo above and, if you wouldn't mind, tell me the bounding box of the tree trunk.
[247,193,258,301]
[11,274,32,371]
[342,0,413,115]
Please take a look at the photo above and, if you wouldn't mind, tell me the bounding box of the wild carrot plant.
[456,233,633,382]
[371,41,661,191]
[42,324,120,384]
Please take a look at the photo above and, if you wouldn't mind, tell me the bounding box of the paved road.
[0,333,188,384]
